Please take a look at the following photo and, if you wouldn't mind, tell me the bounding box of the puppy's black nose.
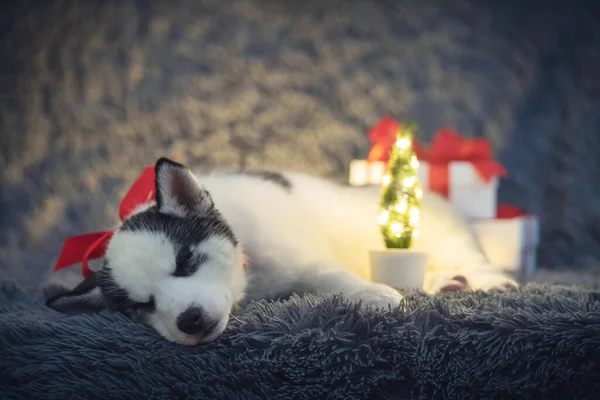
[176,307,207,335]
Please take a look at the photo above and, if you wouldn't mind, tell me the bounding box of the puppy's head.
[46,158,247,346]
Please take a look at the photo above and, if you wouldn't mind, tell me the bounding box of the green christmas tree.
[377,122,423,249]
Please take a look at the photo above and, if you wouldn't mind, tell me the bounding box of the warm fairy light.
[377,121,422,249]
[391,223,403,233]
[377,210,390,225]
[396,138,411,150]
[395,200,408,213]
[411,156,419,169]
[402,176,416,187]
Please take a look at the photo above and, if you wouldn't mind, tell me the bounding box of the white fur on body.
[48,160,517,346]
[197,171,516,304]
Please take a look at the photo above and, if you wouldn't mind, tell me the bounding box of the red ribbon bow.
[496,203,527,219]
[367,116,402,163]
[366,117,508,198]
[412,127,508,198]
[53,165,157,278]
[54,159,248,277]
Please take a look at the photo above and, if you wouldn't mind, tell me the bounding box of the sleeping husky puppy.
[46,158,517,346]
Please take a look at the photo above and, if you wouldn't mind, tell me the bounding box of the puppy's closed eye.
[173,248,209,277]
[125,295,157,322]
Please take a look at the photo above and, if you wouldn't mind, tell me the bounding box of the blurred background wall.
[1,0,600,288]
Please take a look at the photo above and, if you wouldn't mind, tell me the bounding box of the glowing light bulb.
[391,223,403,233]
[409,207,420,224]
[402,176,416,187]
[382,175,391,185]
[396,138,411,150]
[411,156,419,169]
[377,210,389,225]
[395,200,408,213]
[416,188,423,199]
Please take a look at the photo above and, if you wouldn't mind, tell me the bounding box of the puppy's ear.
[45,273,106,314]
[154,157,214,217]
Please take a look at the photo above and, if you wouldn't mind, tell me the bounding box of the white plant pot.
[369,249,428,290]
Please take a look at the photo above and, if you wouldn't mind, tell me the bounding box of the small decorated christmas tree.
[377,122,423,249]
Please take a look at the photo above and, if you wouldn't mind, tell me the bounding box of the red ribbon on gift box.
[53,165,157,278]
[496,203,527,219]
[496,203,538,273]
[367,117,508,198]
[367,117,402,163]
[412,128,508,198]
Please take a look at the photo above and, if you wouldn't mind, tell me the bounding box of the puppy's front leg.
[299,262,404,310]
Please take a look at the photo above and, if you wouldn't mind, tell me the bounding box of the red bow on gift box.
[53,165,157,278]
[367,116,402,163]
[496,203,527,219]
[367,117,508,198]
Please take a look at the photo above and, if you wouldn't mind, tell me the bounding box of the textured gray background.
[1,0,600,289]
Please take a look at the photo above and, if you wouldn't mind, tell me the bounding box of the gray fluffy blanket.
[1,282,599,400]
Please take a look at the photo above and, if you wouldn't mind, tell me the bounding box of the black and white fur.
[46,158,517,346]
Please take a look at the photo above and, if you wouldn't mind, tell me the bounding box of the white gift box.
[348,159,499,219]
[348,160,386,186]
[470,216,540,275]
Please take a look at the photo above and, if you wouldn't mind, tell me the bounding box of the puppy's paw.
[428,274,470,294]
[430,272,518,294]
[438,275,470,293]
[347,283,404,310]
[466,272,519,293]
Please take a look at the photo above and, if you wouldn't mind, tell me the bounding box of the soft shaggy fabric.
[1,282,599,400]
[2,1,600,289]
